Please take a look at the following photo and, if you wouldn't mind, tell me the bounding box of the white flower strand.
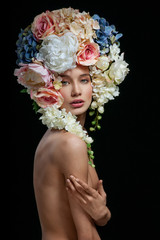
[89,44,129,113]
[38,105,93,144]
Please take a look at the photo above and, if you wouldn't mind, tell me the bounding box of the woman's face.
[59,65,92,117]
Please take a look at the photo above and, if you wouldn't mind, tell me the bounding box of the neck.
[76,112,86,127]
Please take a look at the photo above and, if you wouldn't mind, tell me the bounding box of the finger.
[75,194,87,205]
[66,180,87,205]
[66,179,76,192]
[97,180,107,198]
[73,176,98,197]
[69,176,88,196]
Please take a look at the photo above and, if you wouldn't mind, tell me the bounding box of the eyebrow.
[59,73,91,79]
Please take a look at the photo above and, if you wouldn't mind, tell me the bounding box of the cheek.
[59,88,68,101]
[85,85,93,101]
[82,85,93,107]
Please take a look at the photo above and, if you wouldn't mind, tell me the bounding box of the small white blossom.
[98,106,104,114]
[91,101,98,109]
[109,44,120,61]
[38,105,93,144]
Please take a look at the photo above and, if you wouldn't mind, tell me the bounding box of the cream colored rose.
[108,54,129,84]
[95,56,110,71]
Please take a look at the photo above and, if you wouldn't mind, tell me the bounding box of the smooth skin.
[34,65,111,240]
[66,175,111,226]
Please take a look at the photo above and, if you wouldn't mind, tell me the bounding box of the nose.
[71,82,81,97]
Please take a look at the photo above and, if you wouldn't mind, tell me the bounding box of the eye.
[81,79,89,84]
[62,80,69,86]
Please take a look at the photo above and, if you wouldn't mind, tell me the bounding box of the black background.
[10,1,159,240]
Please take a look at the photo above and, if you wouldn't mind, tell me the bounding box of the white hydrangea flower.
[37,32,79,73]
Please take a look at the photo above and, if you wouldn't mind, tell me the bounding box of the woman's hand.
[66,175,111,226]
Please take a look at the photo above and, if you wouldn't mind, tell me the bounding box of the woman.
[14,7,129,240]
[34,64,110,240]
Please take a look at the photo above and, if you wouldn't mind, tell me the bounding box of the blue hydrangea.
[92,14,123,54]
[16,25,39,65]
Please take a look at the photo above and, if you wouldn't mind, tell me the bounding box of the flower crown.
[14,7,129,167]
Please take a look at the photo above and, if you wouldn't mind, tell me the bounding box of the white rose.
[37,32,79,73]
[108,53,129,84]
[95,55,110,71]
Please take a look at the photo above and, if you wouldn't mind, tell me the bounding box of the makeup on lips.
[70,99,84,108]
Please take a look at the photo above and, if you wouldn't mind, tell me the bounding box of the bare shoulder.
[56,131,87,152]
[53,131,87,160]
[35,129,89,178]
[53,131,88,176]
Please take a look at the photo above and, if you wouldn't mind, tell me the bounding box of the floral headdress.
[14,7,129,167]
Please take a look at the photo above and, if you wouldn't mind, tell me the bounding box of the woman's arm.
[56,133,101,240]
[66,175,111,226]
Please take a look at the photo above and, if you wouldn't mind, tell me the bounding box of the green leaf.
[32,101,40,114]
[20,89,27,93]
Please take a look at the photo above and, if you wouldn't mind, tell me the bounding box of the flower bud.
[97,115,102,120]
[89,111,95,116]
[87,143,91,148]
[97,125,101,130]
[91,120,96,125]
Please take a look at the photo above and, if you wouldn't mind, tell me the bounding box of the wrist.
[94,206,111,226]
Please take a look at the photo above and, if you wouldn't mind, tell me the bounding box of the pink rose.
[14,63,52,89]
[31,87,64,108]
[77,42,100,66]
[31,11,55,40]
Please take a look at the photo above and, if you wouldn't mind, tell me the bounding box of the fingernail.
[75,178,79,181]
[70,175,74,178]
[67,179,70,182]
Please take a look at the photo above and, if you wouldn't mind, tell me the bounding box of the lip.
[70,99,84,108]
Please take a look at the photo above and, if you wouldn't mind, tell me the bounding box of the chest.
[88,165,99,190]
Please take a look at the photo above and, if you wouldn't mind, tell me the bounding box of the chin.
[70,107,87,116]
[62,104,88,116]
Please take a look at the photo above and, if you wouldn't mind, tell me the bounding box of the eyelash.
[62,79,89,86]
[62,81,69,86]
[81,79,89,84]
